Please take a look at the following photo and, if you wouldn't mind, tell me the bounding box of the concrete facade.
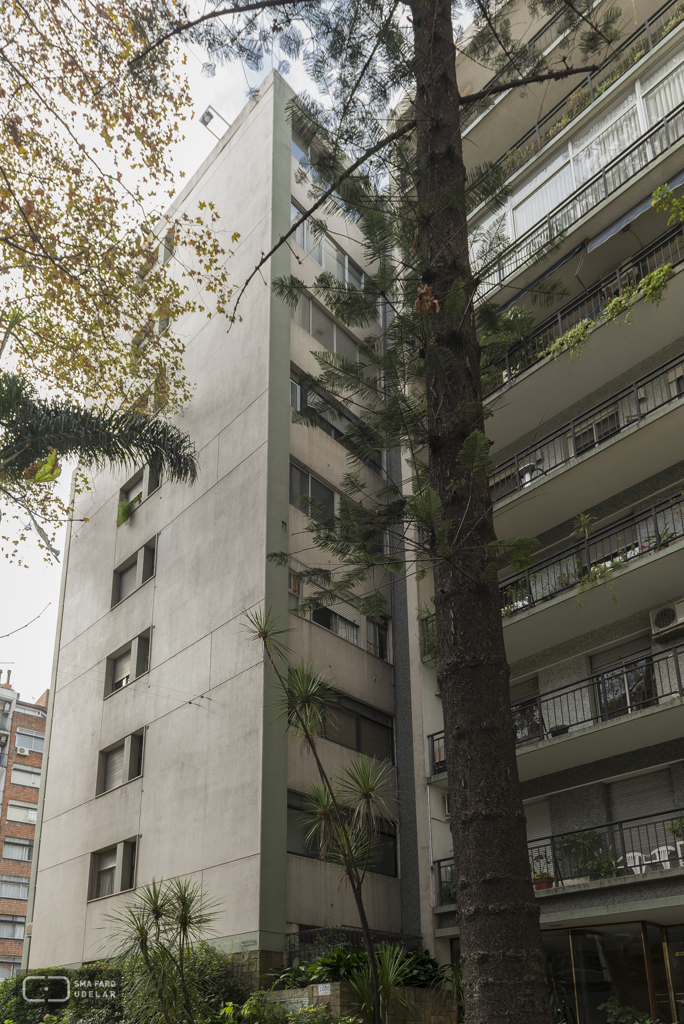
[25,72,408,971]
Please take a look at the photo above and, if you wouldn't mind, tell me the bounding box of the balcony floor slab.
[517,692,684,781]
[503,533,684,661]
[494,397,684,539]
[487,267,684,457]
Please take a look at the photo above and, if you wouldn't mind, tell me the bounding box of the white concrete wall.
[29,73,293,967]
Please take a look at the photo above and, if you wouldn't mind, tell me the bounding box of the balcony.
[434,806,684,905]
[461,7,571,131]
[428,640,684,778]
[491,350,684,504]
[499,492,684,616]
[479,95,684,299]
[482,223,684,399]
[467,0,684,199]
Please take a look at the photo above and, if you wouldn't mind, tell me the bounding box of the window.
[99,733,144,794]
[0,876,29,900]
[112,651,131,693]
[312,607,359,646]
[89,839,137,900]
[288,571,300,611]
[292,295,359,362]
[95,848,116,898]
[3,839,33,861]
[10,766,40,789]
[290,201,366,290]
[105,632,151,697]
[324,694,393,761]
[0,960,21,979]
[113,540,156,605]
[292,133,309,165]
[118,466,160,523]
[7,802,37,824]
[287,790,396,875]
[290,369,382,475]
[0,916,25,940]
[289,463,335,520]
[366,619,388,661]
[15,729,43,753]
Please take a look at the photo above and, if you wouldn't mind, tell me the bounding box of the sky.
[0,34,315,704]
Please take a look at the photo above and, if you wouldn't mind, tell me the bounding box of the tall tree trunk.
[408,2,552,1022]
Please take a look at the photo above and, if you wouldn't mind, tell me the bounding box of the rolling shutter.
[104,746,125,792]
[511,677,539,703]
[524,798,552,842]
[590,635,651,673]
[608,768,675,822]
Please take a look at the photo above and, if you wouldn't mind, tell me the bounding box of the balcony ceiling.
[503,533,684,661]
[486,269,684,455]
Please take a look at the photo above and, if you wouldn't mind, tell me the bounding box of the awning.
[499,243,584,312]
[587,166,684,252]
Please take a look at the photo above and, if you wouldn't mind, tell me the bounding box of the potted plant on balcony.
[555,827,618,881]
[532,869,554,890]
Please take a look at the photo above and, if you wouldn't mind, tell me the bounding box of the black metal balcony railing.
[467,0,684,191]
[435,807,684,903]
[480,94,684,298]
[428,641,684,767]
[500,491,684,616]
[490,351,684,502]
[481,223,684,396]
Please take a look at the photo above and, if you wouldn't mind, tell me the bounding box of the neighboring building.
[0,676,47,978]
[406,2,684,1021]
[24,71,413,981]
[24,1,684,1018]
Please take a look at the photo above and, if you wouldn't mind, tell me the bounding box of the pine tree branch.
[228,118,416,324]
[461,63,599,104]
[128,0,306,66]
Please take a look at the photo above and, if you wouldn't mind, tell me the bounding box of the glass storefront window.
[571,926,651,1024]
[541,932,575,1022]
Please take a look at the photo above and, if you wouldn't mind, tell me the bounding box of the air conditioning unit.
[650,598,684,641]
[0,734,8,747]
[15,747,29,756]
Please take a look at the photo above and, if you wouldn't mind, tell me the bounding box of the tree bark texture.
[408,2,552,1022]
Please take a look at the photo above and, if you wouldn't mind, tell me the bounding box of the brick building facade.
[0,679,48,977]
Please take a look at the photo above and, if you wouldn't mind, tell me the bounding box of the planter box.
[268,981,459,1024]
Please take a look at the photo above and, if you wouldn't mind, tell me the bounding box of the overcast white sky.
[0,39,318,704]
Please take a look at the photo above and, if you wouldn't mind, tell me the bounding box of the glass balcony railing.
[490,350,684,503]
[500,492,684,616]
[481,222,684,397]
[429,638,684,770]
[435,806,684,903]
[479,94,684,297]
[467,0,684,198]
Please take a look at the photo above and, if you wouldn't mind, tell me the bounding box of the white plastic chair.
[651,845,676,869]
[625,851,647,874]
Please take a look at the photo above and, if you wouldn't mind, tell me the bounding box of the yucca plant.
[104,878,219,1024]
[246,607,396,1024]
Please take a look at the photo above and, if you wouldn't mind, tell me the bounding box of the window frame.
[112,538,157,607]
[2,837,33,861]
[286,789,397,875]
[10,765,41,789]
[324,693,394,762]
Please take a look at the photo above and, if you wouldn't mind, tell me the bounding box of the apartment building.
[404,1,684,1021]
[0,675,48,978]
[25,1,684,1017]
[24,71,417,978]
